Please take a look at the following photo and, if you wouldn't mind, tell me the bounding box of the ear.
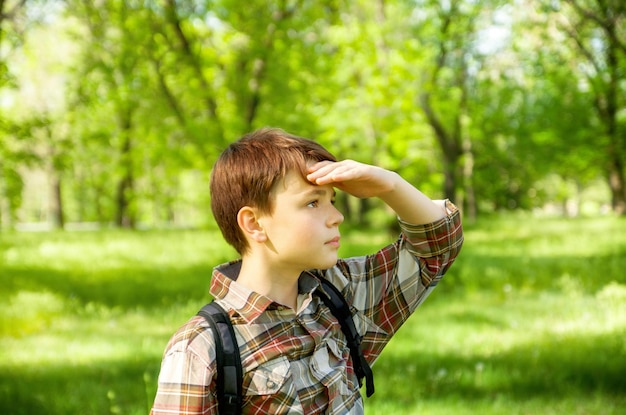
[237,206,267,243]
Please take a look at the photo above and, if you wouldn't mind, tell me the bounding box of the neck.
[236,256,301,310]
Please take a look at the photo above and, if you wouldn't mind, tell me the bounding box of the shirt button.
[266,380,276,389]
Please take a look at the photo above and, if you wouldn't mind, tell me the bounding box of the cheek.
[287,217,322,242]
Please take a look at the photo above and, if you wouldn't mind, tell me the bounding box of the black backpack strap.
[197,302,243,415]
[315,278,375,397]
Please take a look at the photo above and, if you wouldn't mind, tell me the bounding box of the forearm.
[378,171,446,225]
[307,160,450,224]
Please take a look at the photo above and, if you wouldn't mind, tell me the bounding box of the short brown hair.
[210,128,336,255]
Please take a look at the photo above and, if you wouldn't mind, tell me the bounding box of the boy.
[151,128,463,414]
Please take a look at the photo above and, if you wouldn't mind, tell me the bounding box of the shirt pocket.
[309,338,356,396]
[245,355,291,395]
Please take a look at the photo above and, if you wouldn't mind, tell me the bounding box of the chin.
[316,258,339,270]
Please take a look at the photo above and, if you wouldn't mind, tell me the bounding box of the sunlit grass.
[1,229,236,270]
[367,288,626,414]
[1,215,625,414]
[363,214,626,415]
[447,214,626,294]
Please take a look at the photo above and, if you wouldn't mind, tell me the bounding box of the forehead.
[274,169,334,198]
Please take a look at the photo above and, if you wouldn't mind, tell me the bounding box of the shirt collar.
[209,260,322,323]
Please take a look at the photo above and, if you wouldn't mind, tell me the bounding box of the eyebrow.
[304,188,336,198]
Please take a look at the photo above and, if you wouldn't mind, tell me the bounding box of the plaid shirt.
[151,200,463,415]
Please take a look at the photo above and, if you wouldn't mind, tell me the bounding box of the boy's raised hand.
[306,160,397,199]
[307,159,446,224]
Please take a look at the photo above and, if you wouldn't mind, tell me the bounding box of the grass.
[1,214,625,414]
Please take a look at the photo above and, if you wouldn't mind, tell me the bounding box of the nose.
[328,205,344,227]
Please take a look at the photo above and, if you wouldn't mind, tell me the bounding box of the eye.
[307,200,319,208]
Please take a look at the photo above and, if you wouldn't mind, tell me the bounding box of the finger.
[307,160,336,173]
[307,161,344,182]
[311,164,361,185]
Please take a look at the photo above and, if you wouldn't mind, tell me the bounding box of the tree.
[0,0,26,229]
[409,0,500,218]
[3,0,622,227]
[547,0,626,214]
[0,0,27,88]
[1,0,63,229]
[61,0,346,226]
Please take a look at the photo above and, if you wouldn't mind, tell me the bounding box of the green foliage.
[0,0,625,226]
[1,215,625,414]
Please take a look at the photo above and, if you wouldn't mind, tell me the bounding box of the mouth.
[325,236,341,248]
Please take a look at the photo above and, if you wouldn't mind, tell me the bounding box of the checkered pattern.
[151,201,463,415]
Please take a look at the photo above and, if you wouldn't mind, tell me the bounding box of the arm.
[151,318,218,415]
[309,160,463,364]
[329,203,462,363]
[306,160,445,224]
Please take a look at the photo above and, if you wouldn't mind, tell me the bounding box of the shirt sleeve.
[150,317,219,415]
[327,200,463,364]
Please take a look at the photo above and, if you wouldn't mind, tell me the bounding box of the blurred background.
[1,1,625,414]
[0,0,623,229]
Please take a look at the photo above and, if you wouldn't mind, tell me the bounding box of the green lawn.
[1,214,625,414]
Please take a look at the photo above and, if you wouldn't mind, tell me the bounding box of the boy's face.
[257,168,344,273]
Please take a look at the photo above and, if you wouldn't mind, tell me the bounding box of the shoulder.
[155,315,219,396]
[163,314,217,367]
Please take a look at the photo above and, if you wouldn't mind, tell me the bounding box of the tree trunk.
[419,92,461,202]
[45,138,64,230]
[565,0,626,215]
[0,161,12,230]
[462,133,477,221]
[357,198,370,226]
[115,172,134,228]
[164,0,223,144]
[243,5,296,131]
[49,175,64,229]
[115,111,135,229]
[608,151,626,215]
[606,34,626,215]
